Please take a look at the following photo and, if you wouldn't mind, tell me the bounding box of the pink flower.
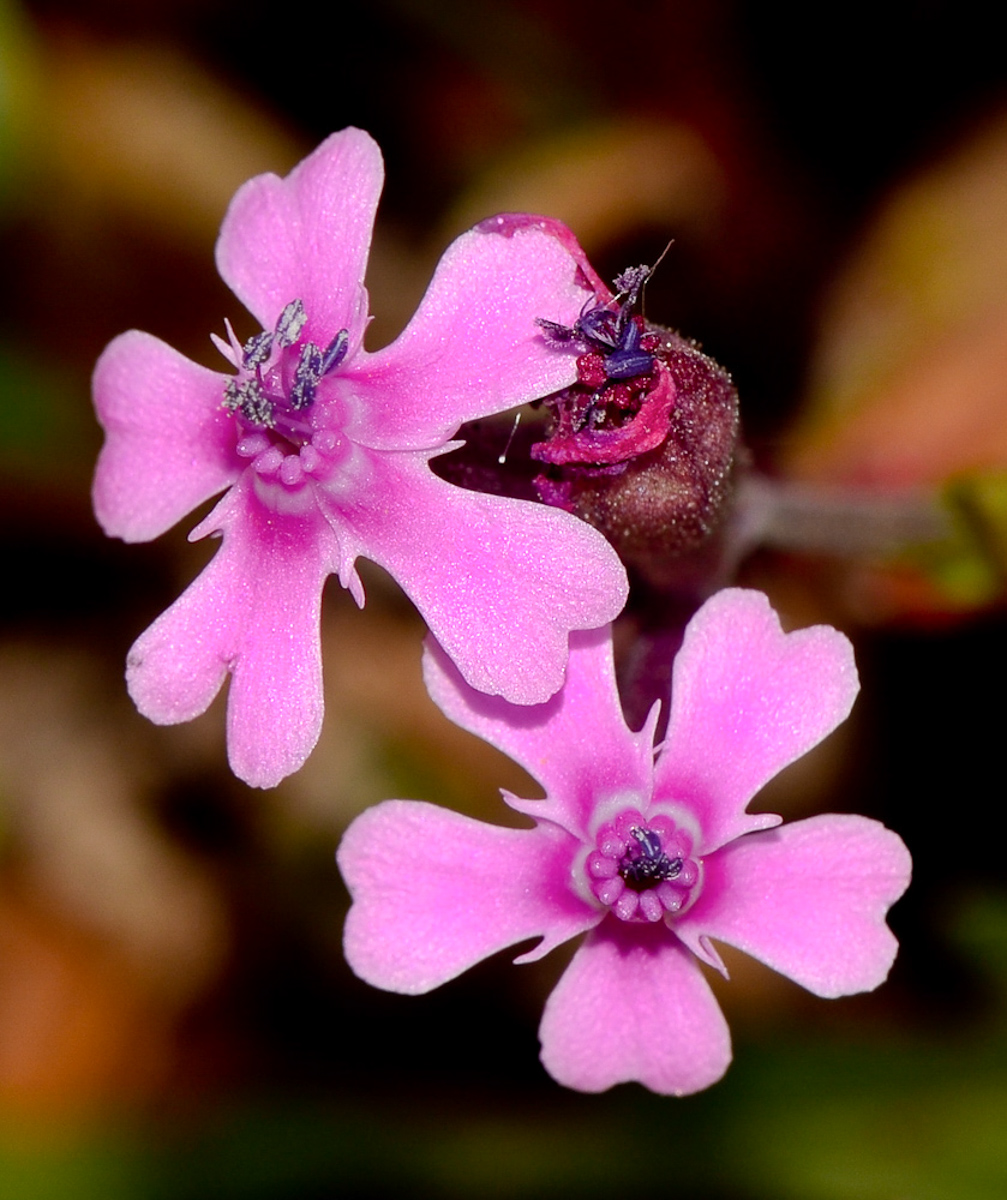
[338,588,911,1095]
[92,129,628,788]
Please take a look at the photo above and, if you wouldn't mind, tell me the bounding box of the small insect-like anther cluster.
[536,264,662,423]
[619,825,685,891]
[221,298,350,435]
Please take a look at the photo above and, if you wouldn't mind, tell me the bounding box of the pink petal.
[474,213,612,300]
[342,219,596,451]
[215,128,382,342]
[422,628,653,838]
[126,476,342,788]
[92,332,239,542]
[538,922,732,1095]
[338,801,599,993]
[676,814,911,997]
[325,452,628,705]
[655,589,859,853]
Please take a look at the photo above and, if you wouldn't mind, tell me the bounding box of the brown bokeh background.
[2,2,1007,1196]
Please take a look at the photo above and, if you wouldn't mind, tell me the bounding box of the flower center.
[219,299,351,497]
[584,807,701,924]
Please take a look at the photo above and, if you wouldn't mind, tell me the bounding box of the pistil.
[584,807,701,923]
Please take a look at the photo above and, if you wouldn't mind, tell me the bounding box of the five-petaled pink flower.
[92,129,628,787]
[338,589,911,1095]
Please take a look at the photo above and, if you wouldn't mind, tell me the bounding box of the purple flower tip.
[338,588,911,1095]
[92,129,629,787]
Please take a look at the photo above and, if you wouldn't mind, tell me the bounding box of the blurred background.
[2,1,1007,1196]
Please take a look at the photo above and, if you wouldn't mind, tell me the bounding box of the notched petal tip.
[92,331,238,543]
[657,587,861,854]
[701,588,860,708]
[678,814,911,999]
[125,617,228,728]
[343,217,601,452]
[539,925,732,1095]
[339,800,596,995]
[215,127,384,339]
[121,477,335,789]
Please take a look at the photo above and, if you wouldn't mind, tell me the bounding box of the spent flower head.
[338,588,911,1095]
[92,129,628,787]
[533,258,739,590]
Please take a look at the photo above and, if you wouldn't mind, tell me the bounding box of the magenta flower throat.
[338,589,911,1095]
[92,129,628,788]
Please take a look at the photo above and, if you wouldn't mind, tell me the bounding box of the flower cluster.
[93,129,910,1095]
[338,590,911,1094]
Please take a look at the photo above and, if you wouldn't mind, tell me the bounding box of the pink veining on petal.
[93,332,239,542]
[339,800,600,993]
[676,814,912,997]
[655,588,860,854]
[327,453,628,707]
[215,128,382,343]
[539,922,732,1095]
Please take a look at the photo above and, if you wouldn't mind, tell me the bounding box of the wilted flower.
[530,259,739,594]
[339,588,910,1094]
[92,129,628,787]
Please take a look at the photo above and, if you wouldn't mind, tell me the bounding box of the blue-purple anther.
[536,262,657,386]
[241,329,273,369]
[222,298,349,437]
[273,297,308,348]
[619,826,685,891]
[291,342,324,411]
